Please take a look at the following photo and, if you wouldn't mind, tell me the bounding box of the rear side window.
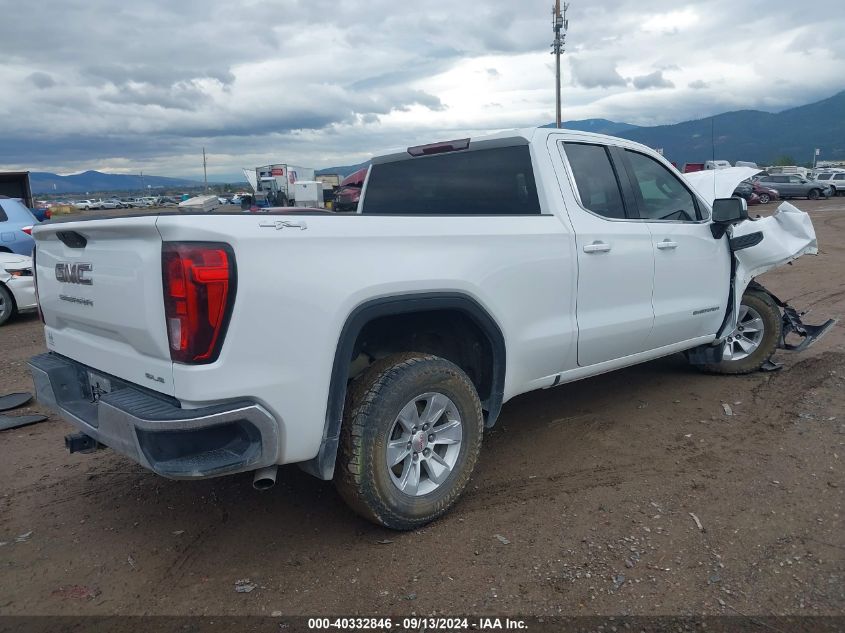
[0,198,35,223]
[834,174,845,181]
[563,143,626,219]
[817,173,832,180]
[361,146,541,215]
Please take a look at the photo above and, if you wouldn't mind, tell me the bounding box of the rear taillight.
[33,248,44,323]
[22,226,33,235]
[162,242,236,364]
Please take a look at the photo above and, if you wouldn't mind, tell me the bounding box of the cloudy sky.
[1,0,843,180]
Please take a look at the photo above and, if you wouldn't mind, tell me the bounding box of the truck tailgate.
[33,217,174,396]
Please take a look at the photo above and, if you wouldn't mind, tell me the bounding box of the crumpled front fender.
[718,201,818,339]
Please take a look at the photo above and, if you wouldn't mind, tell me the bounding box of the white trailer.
[254,164,316,205]
[292,181,325,208]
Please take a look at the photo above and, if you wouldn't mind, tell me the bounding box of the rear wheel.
[0,285,15,326]
[701,291,781,375]
[808,189,821,200]
[335,353,484,530]
[758,193,771,204]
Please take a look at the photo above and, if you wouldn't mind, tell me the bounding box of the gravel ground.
[0,199,843,617]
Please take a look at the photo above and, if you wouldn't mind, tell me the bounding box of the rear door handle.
[657,240,678,250]
[583,241,611,254]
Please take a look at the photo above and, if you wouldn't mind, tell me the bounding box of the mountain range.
[28,90,845,194]
[616,90,845,166]
[30,171,202,195]
[318,91,844,176]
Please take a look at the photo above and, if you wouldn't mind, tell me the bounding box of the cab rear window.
[361,146,541,215]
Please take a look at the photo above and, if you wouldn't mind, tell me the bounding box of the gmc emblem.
[55,262,93,285]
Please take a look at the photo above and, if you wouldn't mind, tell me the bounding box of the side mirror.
[711,197,748,238]
[713,197,748,223]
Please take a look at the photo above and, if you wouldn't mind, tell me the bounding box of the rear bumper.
[29,352,280,479]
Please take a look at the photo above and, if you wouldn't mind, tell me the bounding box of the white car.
[100,199,123,210]
[28,128,833,529]
[813,171,845,196]
[0,253,36,326]
[73,199,101,210]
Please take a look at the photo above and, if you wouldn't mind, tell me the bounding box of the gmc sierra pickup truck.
[29,129,833,529]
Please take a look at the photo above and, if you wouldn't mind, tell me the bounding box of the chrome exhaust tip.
[252,465,278,491]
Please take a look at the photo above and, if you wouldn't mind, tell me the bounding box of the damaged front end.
[688,200,835,369]
[761,283,836,354]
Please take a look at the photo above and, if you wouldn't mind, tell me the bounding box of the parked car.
[814,172,845,196]
[28,129,833,529]
[756,175,831,200]
[0,252,36,326]
[732,181,754,200]
[73,199,101,210]
[334,167,368,212]
[751,181,780,204]
[99,199,123,210]
[0,196,37,255]
[31,206,52,221]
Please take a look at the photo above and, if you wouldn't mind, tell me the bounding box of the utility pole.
[203,147,209,192]
[551,1,569,128]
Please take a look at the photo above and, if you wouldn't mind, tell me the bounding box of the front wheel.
[758,193,771,204]
[808,189,821,200]
[701,291,782,374]
[335,353,484,530]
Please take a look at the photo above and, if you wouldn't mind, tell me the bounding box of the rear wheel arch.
[300,293,506,481]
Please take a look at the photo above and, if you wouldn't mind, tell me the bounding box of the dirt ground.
[0,199,843,618]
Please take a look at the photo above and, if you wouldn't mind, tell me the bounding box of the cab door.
[617,148,731,347]
[552,140,656,367]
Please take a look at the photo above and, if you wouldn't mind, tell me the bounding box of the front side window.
[833,174,845,181]
[624,150,699,221]
[563,143,627,219]
[362,145,541,215]
[789,176,804,183]
[816,173,832,180]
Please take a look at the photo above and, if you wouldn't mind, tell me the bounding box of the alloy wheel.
[386,392,463,497]
[723,305,765,361]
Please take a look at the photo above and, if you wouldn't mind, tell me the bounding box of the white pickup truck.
[29,129,833,529]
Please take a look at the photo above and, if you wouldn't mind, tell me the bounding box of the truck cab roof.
[370,127,659,166]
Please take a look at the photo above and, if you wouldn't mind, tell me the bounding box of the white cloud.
[641,8,699,34]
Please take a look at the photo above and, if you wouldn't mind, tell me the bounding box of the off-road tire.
[0,284,15,326]
[334,353,484,530]
[701,290,781,375]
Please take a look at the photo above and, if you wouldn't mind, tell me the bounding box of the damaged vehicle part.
[0,392,33,412]
[0,414,47,432]
[685,193,834,371]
